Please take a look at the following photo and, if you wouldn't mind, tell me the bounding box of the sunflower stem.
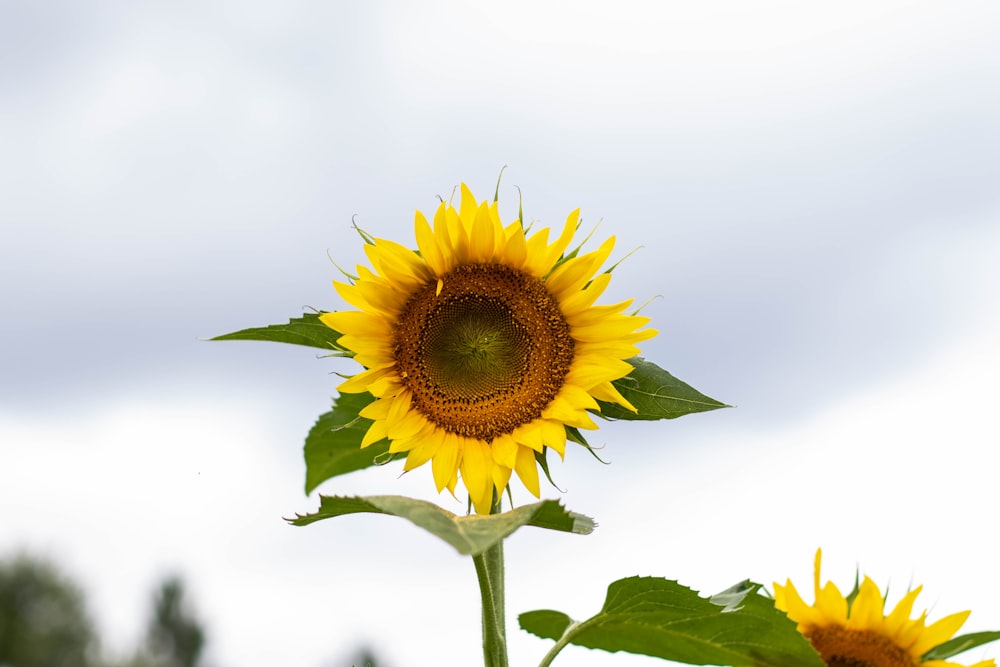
[473,499,508,667]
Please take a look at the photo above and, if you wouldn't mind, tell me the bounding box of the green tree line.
[0,553,385,667]
[0,553,204,667]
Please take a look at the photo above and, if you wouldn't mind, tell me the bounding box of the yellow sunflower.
[774,550,995,667]
[320,183,655,513]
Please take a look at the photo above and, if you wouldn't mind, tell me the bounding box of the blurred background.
[2,1,998,666]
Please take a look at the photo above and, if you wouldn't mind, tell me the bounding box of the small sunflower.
[320,184,655,513]
[774,550,995,667]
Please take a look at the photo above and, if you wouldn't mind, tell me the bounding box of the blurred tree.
[345,646,386,667]
[0,554,100,667]
[144,576,206,667]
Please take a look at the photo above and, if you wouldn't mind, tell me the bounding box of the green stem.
[536,621,580,667]
[473,498,508,667]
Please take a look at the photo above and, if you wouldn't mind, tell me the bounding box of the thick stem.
[473,497,508,667]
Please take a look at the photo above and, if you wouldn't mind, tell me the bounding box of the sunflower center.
[805,626,918,667]
[393,263,575,440]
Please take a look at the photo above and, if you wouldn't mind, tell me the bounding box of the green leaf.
[924,631,1000,660]
[597,357,729,420]
[520,578,823,667]
[304,392,395,494]
[288,496,594,556]
[209,312,343,351]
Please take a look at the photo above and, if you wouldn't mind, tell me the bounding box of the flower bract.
[321,184,655,513]
[774,549,995,667]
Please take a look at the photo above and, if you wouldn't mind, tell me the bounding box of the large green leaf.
[519,578,823,667]
[210,312,342,351]
[924,631,1000,660]
[304,392,393,494]
[288,496,594,556]
[598,357,729,420]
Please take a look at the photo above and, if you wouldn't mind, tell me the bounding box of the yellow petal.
[541,420,567,458]
[415,209,446,275]
[492,464,512,495]
[468,202,497,262]
[774,579,823,628]
[522,227,551,276]
[359,396,391,420]
[883,586,923,637]
[338,366,395,394]
[356,278,408,316]
[331,281,371,312]
[360,420,388,448]
[567,359,634,390]
[431,431,460,493]
[814,581,848,625]
[403,431,443,471]
[559,272,612,314]
[386,405,427,440]
[512,422,545,453]
[459,183,479,227]
[461,438,493,512]
[365,239,428,289]
[572,315,652,343]
[543,397,598,430]
[321,310,386,337]
[912,610,970,655]
[545,236,615,299]
[540,208,580,271]
[385,390,414,431]
[589,381,636,412]
[365,373,401,397]
[491,433,519,468]
[514,445,540,497]
[337,333,392,357]
[845,577,884,629]
[502,220,528,268]
[557,384,601,412]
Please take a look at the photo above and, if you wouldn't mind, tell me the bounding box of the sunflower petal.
[514,445,540,497]
[431,431,460,493]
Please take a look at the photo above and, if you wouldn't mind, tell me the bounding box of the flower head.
[774,549,995,667]
[321,184,655,513]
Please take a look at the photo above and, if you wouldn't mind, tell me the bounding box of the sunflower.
[320,184,655,513]
[774,550,995,667]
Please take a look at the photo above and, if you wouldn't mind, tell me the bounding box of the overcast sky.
[2,2,999,666]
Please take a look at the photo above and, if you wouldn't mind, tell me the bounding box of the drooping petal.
[460,438,493,513]
[513,445,540,498]
[431,432,461,493]
[540,419,567,458]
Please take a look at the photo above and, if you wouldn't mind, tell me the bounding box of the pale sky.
[2,2,999,666]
